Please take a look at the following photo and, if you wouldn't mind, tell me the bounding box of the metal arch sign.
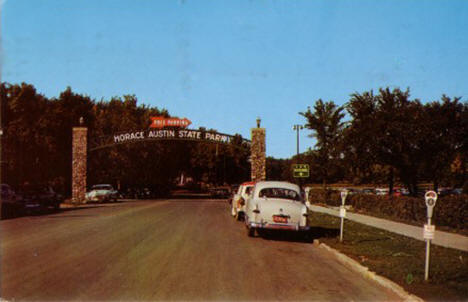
[88,129,251,151]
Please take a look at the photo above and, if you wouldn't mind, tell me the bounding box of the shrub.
[463,181,468,194]
[308,189,467,231]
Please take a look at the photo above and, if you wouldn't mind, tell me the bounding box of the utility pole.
[293,125,303,157]
[293,124,304,187]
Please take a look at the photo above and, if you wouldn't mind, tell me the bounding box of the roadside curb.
[60,199,141,209]
[315,240,425,302]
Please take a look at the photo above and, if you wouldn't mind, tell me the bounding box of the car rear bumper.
[86,195,110,201]
[248,222,310,231]
[24,203,41,209]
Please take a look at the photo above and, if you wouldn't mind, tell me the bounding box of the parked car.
[244,181,310,237]
[1,184,23,218]
[360,188,375,195]
[375,188,389,195]
[137,187,153,199]
[85,184,118,203]
[231,181,255,221]
[438,187,453,196]
[1,184,17,203]
[209,187,231,198]
[19,184,63,213]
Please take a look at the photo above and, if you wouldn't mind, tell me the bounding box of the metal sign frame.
[89,129,251,152]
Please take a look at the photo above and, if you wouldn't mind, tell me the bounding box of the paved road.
[1,199,402,301]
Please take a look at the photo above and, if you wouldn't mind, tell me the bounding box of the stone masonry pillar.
[72,126,87,203]
[251,120,266,182]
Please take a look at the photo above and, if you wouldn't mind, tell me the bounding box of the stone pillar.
[251,123,266,182]
[72,127,87,203]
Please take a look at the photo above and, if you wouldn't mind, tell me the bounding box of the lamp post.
[293,125,303,157]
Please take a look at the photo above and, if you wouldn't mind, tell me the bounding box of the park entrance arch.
[71,118,266,203]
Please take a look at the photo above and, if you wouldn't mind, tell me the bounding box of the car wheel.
[247,226,256,237]
[236,211,243,221]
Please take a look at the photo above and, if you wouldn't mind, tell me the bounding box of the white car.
[85,184,118,203]
[231,181,255,220]
[244,181,310,237]
[375,188,389,195]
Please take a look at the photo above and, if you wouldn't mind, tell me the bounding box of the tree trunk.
[411,179,419,197]
[433,179,439,193]
[388,167,394,196]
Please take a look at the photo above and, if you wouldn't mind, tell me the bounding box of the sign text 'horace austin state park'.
[87,117,251,151]
[113,129,244,145]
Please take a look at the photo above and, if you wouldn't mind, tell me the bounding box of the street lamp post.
[293,125,303,157]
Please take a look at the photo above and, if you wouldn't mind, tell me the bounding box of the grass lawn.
[308,212,468,302]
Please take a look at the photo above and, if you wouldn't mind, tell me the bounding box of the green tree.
[300,100,345,188]
[372,88,424,195]
[419,96,467,189]
[344,91,378,184]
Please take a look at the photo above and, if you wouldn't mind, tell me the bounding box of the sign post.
[423,190,438,281]
[292,164,309,178]
[339,190,348,242]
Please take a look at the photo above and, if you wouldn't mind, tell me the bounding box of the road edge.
[315,240,425,302]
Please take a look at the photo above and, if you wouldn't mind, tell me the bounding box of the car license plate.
[273,215,288,223]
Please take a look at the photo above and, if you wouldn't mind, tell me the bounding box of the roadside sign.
[293,164,309,178]
[150,117,192,129]
[339,189,349,242]
[423,224,435,240]
[339,207,347,218]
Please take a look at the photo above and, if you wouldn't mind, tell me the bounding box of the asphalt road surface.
[1,199,402,301]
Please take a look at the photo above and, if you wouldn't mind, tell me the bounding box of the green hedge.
[308,190,467,231]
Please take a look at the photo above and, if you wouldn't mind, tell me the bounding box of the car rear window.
[258,188,300,201]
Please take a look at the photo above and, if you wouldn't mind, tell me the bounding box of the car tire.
[247,226,256,237]
[236,211,243,221]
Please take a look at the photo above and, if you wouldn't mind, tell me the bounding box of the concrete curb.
[315,240,425,302]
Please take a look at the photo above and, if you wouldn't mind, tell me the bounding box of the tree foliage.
[1,82,250,196]
[299,100,345,187]
[297,88,467,194]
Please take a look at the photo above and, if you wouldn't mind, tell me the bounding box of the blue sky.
[2,0,467,158]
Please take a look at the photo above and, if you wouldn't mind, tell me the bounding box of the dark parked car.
[123,187,153,199]
[1,184,24,218]
[210,187,231,198]
[19,185,63,213]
